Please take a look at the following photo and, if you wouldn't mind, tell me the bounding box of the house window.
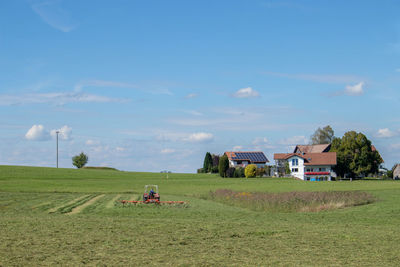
[291,168,298,172]
[319,167,326,171]
[292,159,298,166]
[306,168,310,172]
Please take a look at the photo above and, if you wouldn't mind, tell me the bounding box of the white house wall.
[288,156,304,180]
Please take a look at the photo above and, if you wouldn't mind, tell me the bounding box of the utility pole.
[56,130,59,168]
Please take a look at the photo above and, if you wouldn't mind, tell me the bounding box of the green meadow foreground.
[1,166,400,266]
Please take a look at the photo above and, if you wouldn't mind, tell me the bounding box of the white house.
[225,151,269,168]
[274,152,337,181]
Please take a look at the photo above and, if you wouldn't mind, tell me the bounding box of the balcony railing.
[304,171,330,175]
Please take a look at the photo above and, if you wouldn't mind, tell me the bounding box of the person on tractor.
[149,189,155,199]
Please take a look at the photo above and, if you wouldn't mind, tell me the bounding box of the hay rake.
[118,185,187,205]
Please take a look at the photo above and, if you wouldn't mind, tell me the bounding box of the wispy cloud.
[31,0,77,32]
[75,79,173,95]
[185,93,198,99]
[160,148,175,154]
[0,91,127,106]
[279,136,308,145]
[154,131,214,143]
[264,71,363,84]
[233,87,260,98]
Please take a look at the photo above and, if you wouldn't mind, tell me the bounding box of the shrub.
[212,154,220,167]
[226,167,235,178]
[238,167,245,177]
[264,165,271,177]
[234,168,241,178]
[245,164,257,178]
[72,152,88,169]
[211,166,219,173]
[197,168,205,174]
[256,167,265,177]
[219,155,229,178]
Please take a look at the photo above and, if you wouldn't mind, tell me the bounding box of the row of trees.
[200,152,271,178]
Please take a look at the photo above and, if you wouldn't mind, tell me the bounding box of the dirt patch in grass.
[208,189,376,212]
[67,194,105,214]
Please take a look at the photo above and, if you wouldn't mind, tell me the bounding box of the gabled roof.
[225,151,269,163]
[274,152,337,166]
[294,144,331,154]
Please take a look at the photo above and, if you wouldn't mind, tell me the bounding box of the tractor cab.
[143,185,160,203]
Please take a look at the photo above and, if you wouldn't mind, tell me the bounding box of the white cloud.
[50,125,72,140]
[115,146,126,152]
[25,124,50,141]
[345,82,364,96]
[376,128,397,138]
[160,148,175,154]
[279,136,308,145]
[233,87,260,98]
[184,132,214,143]
[185,93,198,99]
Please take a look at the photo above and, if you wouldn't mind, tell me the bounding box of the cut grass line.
[48,195,89,213]
[129,194,139,201]
[106,194,121,208]
[32,202,52,209]
[67,194,105,215]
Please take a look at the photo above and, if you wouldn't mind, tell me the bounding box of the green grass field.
[1,165,400,266]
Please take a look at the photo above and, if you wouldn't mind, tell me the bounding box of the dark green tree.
[310,125,335,145]
[72,152,88,169]
[330,131,383,178]
[218,155,229,178]
[285,161,291,175]
[203,152,213,173]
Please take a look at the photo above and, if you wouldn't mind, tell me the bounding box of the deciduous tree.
[310,125,335,145]
[72,152,88,169]
[330,131,383,178]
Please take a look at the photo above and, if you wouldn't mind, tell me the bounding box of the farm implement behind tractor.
[119,185,186,205]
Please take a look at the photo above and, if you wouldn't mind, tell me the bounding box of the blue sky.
[1,0,400,172]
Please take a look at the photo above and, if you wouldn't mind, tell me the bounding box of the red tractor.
[143,185,160,203]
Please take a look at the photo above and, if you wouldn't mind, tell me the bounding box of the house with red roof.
[224,151,269,168]
[274,144,337,181]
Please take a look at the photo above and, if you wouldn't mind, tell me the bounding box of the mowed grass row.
[1,166,400,266]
